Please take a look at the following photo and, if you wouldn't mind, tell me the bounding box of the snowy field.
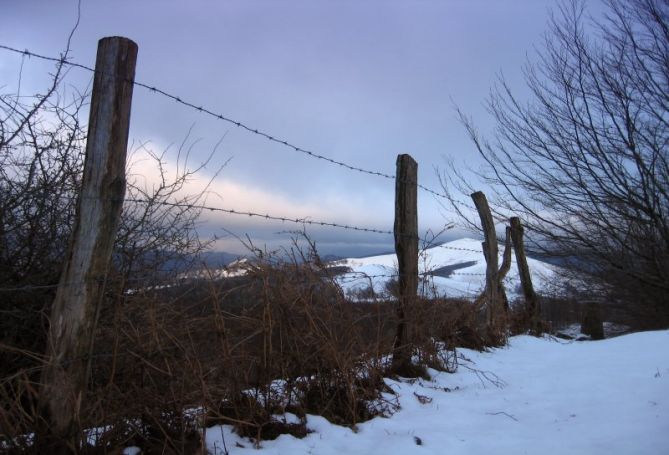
[202,330,669,455]
[336,238,561,300]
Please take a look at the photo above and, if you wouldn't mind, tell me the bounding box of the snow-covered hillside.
[202,330,669,454]
[335,238,561,300]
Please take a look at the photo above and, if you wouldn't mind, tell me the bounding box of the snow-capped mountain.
[335,238,562,300]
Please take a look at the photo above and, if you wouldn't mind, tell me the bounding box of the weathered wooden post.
[475,227,512,312]
[509,217,540,333]
[38,37,137,445]
[471,191,502,342]
[392,154,418,372]
[498,226,512,311]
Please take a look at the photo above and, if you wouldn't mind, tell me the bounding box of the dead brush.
[507,299,551,337]
[207,392,309,441]
[79,238,401,449]
[0,233,505,452]
[215,243,398,429]
[82,286,220,453]
[413,297,490,352]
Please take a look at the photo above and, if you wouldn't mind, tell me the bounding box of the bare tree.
[0,56,86,375]
[113,134,225,290]
[444,0,669,327]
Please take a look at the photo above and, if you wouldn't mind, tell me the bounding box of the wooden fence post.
[38,36,137,445]
[509,217,540,333]
[498,226,512,311]
[471,191,503,342]
[392,154,418,372]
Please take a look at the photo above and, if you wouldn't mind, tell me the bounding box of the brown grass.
[1,247,501,453]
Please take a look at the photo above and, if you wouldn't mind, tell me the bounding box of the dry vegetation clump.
[3,235,599,454]
[1,242,508,453]
[407,298,483,357]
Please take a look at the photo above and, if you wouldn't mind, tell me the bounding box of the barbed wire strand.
[0,44,454,199]
[432,244,481,253]
[0,191,480,294]
[124,197,464,243]
[84,194,469,249]
[124,198,395,235]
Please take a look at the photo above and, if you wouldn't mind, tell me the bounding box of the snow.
[204,330,669,454]
[179,258,253,280]
[336,238,562,300]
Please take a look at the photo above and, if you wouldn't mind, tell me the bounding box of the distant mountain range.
[195,251,345,269]
[199,251,245,268]
[189,238,565,301]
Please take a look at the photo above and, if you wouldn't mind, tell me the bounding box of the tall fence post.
[38,36,137,445]
[392,154,418,372]
[471,191,503,342]
[509,217,540,333]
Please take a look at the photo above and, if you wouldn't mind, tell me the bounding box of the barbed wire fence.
[0,38,560,451]
[0,42,488,301]
[0,44,477,201]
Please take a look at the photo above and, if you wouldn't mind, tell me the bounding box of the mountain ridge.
[335,237,562,300]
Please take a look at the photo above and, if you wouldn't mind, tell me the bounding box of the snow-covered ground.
[202,330,669,454]
[336,238,561,300]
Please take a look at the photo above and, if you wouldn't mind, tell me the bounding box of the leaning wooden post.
[498,226,512,312]
[471,191,502,342]
[391,154,418,372]
[509,217,540,333]
[39,37,137,443]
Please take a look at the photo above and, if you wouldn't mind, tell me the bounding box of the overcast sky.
[0,0,604,256]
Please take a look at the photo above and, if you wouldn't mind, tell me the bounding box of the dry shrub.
[1,239,506,452]
[207,249,397,428]
[507,302,551,337]
[72,246,398,450]
[208,393,308,441]
[412,298,489,352]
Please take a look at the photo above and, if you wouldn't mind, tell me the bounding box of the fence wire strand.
[123,197,395,235]
[0,44,454,200]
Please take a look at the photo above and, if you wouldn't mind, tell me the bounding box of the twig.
[485,411,518,422]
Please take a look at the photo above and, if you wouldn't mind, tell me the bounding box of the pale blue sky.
[0,0,605,256]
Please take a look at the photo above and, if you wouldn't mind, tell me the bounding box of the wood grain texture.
[39,36,137,445]
[471,191,502,339]
[510,217,540,332]
[392,154,418,370]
